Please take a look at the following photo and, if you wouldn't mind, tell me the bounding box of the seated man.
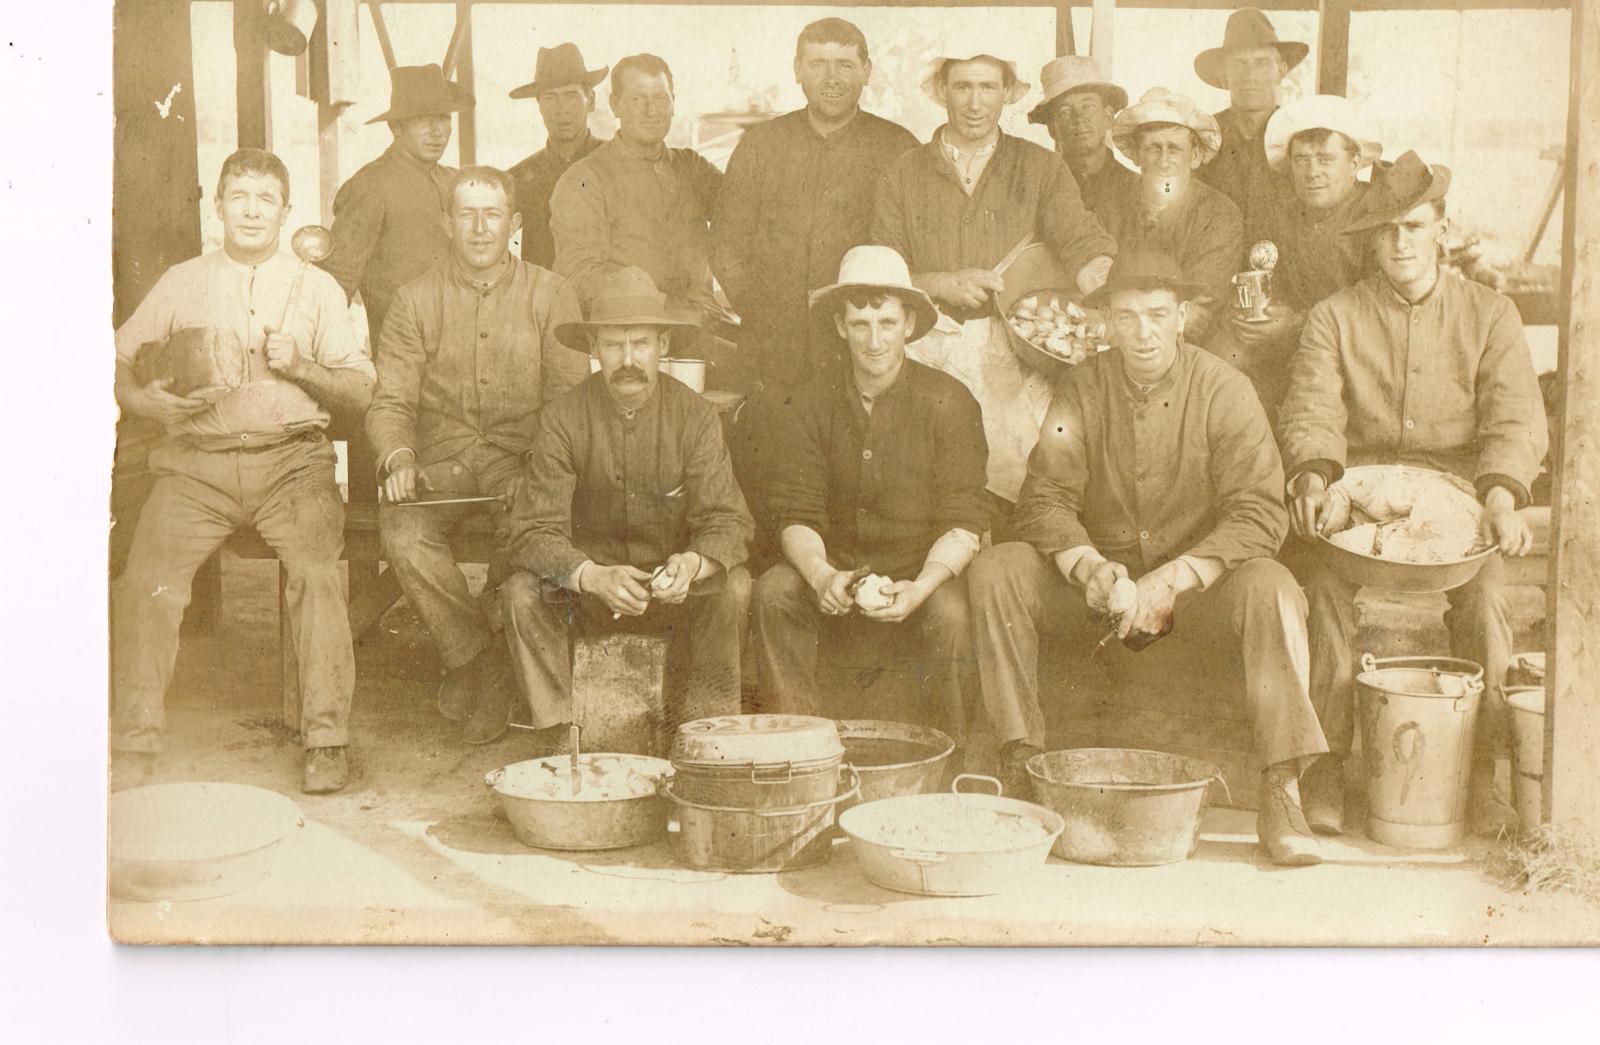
[367,165,588,745]
[1027,55,1134,214]
[1094,88,1242,347]
[753,246,989,738]
[968,250,1329,867]
[111,149,375,794]
[1280,152,1547,836]
[499,268,754,738]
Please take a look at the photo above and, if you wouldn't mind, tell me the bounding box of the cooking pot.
[664,766,860,873]
[486,754,672,851]
[670,714,844,808]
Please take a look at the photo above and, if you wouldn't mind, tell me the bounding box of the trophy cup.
[1232,240,1279,323]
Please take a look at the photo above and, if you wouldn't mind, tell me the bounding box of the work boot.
[463,647,515,745]
[1300,754,1346,836]
[996,740,1043,801]
[436,656,482,722]
[1467,760,1519,838]
[1257,764,1323,867]
[109,751,156,792]
[302,746,349,794]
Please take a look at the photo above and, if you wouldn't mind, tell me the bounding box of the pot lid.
[670,714,843,765]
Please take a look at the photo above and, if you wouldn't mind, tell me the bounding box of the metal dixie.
[1232,240,1279,323]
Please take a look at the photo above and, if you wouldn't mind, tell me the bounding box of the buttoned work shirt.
[366,259,589,472]
[1093,179,1244,308]
[711,108,918,389]
[768,359,990,581]
[1012,344,1288,576]
[941,129,999,195]
[872,130,1117,324]
[1279,271,1548,506]
[504,376,754,588]
[319,144,455,337]
[1065,151,1139,215]
[1255,181,1372,313]
[509,131,606,271]
[116,249,372,442]
[1198,108,1293,238]
[550,136,723,312]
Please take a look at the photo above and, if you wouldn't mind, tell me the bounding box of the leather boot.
[463,647,514,745]
[1258,763,1323,867]
[436,655,482,722]
[1301,754,1346,836]
[302,746,349,794]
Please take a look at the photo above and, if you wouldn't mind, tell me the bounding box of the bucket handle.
[1206,772,1233,807]
[890,848,947,865]
[1359,652,1485,684]
[749,761,795,784]
[662,766,860,815]
[952,772,1003,796]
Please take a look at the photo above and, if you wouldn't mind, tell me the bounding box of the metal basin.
[109,782,303,902]
[1025,749,1224,866]
[992,242,1104,378]
[487,755,672,851]
[837,719,956,805]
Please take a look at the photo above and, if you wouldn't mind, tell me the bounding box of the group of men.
[111,9,1547,869]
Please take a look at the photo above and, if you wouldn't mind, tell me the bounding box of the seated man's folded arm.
[1278,299,1349,487]
[927,385,992,580]
[1184,371,1290,570]
[281,273,375,416]
[364,288,425,471]
[682,407,754,582]
[1010,384,1097,578]
[1472,296,1548,510]
[503,410,588,589]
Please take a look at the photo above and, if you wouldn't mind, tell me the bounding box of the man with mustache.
[320,64,475,347]
[1279,152,1547,837]
[111,150,375,794]
[550,54,722,322]
[1192,8,1307,237]
[507,43,609,271]
[367,166,588,745]
[872,53,1115,522]
[499,268,754,741]
[1091,88,1242,347]
[1027,55,1134,214]
[967,250,1328,867]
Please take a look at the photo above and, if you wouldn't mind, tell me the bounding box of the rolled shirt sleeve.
[1039,156,1118,280]
[681,407,755,577]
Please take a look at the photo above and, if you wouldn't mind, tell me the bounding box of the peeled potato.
[1108,577,1139,617]
[854,574,895,611]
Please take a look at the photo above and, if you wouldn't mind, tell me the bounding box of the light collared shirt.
[115,248,372,440]
[939,127,1000,195]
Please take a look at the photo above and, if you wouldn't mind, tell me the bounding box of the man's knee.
[918,578,973,643]
[499,570,548,613]
[717,563,753,614]
[377,505,438,560]
[753,562,811,616]
[1232,557,1307,610]
[967,541,1042,608]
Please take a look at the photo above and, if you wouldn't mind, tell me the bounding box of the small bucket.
[1355,654,1484,849]
[1505,686,1545,832]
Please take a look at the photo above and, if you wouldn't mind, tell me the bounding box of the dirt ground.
[107,553,1600,947]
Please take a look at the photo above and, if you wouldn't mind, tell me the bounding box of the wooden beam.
[234,0,272,149]
[366,0,398,71]
[455,6,478,166]
[1546,0,1600,840]
[442,1,471,79]
[1055,2,1076,56]
[1090,0,1116,69]
[1317,0,1352,95]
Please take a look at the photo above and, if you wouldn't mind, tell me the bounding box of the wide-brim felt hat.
[1110,87,1223,165]
[1263,94,1383,171]
[510,43,608,100]
[920,55,1031,107]
[1340,151,1451,235]
[808,245,940,342]
[366,63,475,124]
[1083,250,1207,309]
[556,267,702,348]
[1027,55,1128,124]
[1193,8,1310,90]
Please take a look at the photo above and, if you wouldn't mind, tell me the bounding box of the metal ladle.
[276,225,334,331]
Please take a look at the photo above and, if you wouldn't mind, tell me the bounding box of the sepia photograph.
[97,0,1600,949]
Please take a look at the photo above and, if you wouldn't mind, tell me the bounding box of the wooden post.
[1055,2,1076,58]
[1089,0,1115,71]
[366,0,398,70]
[1317,0,1351,96]
[455,4,477,166]
[1546,0,1600,840]
[234,0,272,149]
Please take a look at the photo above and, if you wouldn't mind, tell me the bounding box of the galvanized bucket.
[1356,654,1484,849]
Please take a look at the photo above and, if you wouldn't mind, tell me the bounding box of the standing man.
[752,246,988,738]
[1280,153,1547,837]
[499,268,754,737]
[967,251,1328,867]
[873,53,1116,512]
[550,54,723,320]
[111,150,375,793]
[712,17,918,392]
[1027,55,1133,214]
[367,166,588,745]
[1094,87,1242,346]
[1193,8,1307,236]
[507,43,609,271]
[1229,95,1382,421]
[320,64,475,346]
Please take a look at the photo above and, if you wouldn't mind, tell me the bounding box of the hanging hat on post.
[1193,8,1310,90]
[920,54,1030,107]
[808,245,940,342]
[1083,250,1206,310]
[1339,151,1452,235]
[1027,56,1129,124]
[556,268,703,349]
[1110,88,1223,165]
[1263,95,1383,171]
[509,43,609,100]
[366,64,475,124]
